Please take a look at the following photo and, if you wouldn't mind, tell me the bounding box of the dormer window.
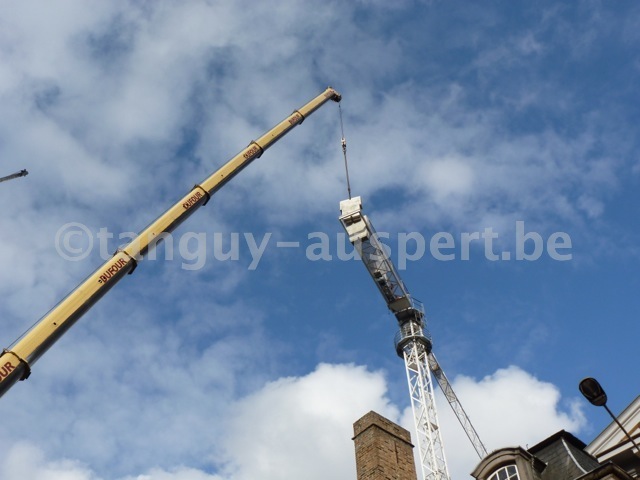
[488,464,519,480]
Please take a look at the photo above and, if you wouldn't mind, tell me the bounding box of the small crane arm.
[0,169,28,184]
[0,87,341,398]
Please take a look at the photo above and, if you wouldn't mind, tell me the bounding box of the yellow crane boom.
[0,87,341,398]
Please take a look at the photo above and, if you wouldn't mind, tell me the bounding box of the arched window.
[488,464,519,480]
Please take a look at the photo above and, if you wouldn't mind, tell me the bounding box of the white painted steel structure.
[396,307,450,480]
[339,196,487,480]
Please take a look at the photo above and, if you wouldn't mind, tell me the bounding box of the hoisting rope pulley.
[338,103,352,200]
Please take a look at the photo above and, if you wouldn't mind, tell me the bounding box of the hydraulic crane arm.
[0,87,341,398]
[0,169,28,184]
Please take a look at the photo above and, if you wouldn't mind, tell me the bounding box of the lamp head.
[579,377,608,407]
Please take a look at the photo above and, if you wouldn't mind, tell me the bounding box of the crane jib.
[0,86,341,399]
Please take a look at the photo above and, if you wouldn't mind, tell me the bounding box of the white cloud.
[0,364,586,480]
[0,2,631,480]
[421,155,475,201]
[2,442,97,480]
[122,468,223,480]
[424,366,587,480]
[0,0,627,317]
[216,363,399,480]
[0,363,397,480]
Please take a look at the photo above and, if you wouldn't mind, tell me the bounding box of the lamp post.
[579,377,640,453]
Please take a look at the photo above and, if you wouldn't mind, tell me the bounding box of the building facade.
[472,430,634,480]
[354,406,640,480]
[586,396,640,478]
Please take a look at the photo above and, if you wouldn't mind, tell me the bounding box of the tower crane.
[0,169,28,184]
[339,196,487,480]
[0,87,341,398]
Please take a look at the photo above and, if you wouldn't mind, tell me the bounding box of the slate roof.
[528,430,602,480]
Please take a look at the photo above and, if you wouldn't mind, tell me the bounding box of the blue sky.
[0,1,639,479]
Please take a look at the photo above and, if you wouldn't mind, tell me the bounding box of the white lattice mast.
[396,307,449,480]
[339,196,488,480]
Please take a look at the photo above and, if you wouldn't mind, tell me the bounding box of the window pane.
[489,465,519,480]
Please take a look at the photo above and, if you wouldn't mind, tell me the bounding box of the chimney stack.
[353,411,418,480]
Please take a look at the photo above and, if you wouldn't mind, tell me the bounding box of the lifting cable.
[338,103,352,200]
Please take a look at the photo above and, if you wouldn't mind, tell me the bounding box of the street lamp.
[579,377,640,453]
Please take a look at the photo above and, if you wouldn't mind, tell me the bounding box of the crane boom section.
[339,196,413,313]
[0,87,341,398]
[0,169,28,184]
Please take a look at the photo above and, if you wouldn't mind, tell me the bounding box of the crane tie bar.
[338,103,352,200]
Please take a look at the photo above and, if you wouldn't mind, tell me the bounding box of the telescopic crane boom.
[0,87,341,398]
[0,169,28,184]
[339,196,487,480]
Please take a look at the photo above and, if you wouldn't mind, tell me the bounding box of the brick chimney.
[353,411,418,480]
